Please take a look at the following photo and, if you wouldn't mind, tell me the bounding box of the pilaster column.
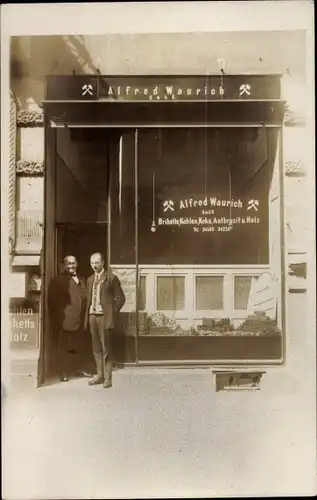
[9,92,17,256]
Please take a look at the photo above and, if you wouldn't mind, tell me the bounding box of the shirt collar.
[63,271,77,277]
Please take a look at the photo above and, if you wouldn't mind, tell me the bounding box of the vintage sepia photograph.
[1,2,315,499]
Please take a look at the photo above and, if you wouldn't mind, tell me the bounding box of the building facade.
[8,33,309,388]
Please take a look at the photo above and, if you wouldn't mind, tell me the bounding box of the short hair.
[64,255,77,264]
[90,252,105,262]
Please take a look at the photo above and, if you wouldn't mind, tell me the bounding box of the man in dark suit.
[85,252,125,388]
[48,255,87,382]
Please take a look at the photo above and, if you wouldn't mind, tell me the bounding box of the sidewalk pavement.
[2,367,316,499]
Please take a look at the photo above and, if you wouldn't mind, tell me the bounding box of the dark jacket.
[48,272,86,332]
[84,268,125,330]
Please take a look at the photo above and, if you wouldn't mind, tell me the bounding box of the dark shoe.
[88,376,104,386]
[103,379,112,389]
[60,375,69,382]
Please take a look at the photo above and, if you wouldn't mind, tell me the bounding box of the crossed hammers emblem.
[163,200,175,212]
[247,199,259,211]
[239,84,251,96]
[82,84,93,96]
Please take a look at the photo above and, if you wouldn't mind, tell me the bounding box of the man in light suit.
[85,253,125,388]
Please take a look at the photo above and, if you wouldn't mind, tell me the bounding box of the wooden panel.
[45,101,285,127]
[138,336,282,361]
[55,155,97,223]
[56,127,106,199]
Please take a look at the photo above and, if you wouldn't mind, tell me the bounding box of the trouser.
[57,329,84,377]
[88,315,113,382]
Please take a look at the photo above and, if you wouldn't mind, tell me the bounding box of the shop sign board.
[46,75,282,102]
[9,307,39,348]
[154,194,262,234]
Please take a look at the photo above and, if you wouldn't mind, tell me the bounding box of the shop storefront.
[41,74,286,380]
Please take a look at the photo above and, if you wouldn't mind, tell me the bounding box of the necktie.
[91,274,101,312]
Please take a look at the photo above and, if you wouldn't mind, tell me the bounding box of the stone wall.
[283,77,308,295]
[9,103,44,390]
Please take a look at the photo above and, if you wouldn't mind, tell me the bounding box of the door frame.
[40,114,286,381]
[38,124,57,386]
[39,124,140,383]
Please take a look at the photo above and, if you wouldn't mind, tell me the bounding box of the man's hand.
[112,275,126,312]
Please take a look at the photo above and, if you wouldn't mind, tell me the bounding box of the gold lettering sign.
[106,84,227,100]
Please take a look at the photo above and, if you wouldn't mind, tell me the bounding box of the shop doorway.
[42,127,138,383]
[41,115,285,385]
[56,223,108,279]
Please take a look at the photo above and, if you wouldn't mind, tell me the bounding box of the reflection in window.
[138,276,146,311]
[196,276,224,310]
[234,276,258,310]
[157,276,185,310]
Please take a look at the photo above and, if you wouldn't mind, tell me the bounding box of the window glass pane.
[196,276,224,310]
[157,276,185,310]
[138,276,146,311]
[138,128,276,265]
[111,131,136,265]
[234,276,258,310]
